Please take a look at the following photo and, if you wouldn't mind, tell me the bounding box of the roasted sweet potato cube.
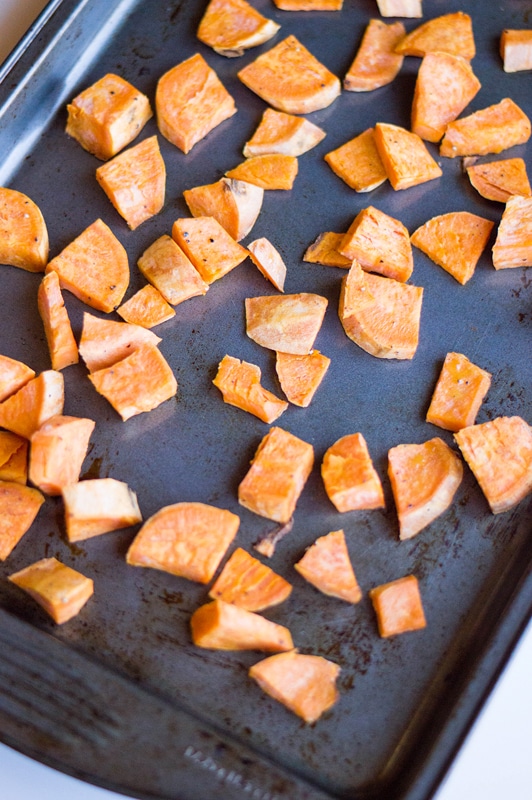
[29,415,95,495]
[0,370,64,439]
[37,270,78,371]
[0,188,49,272]
[117,285,175,328]
[78,311,162,373]
[394,12,475,60]
[500,29,532,73]
[321,433,385,512]
[426,352,492,432]
[243,108,326,157]
[8,557,94,624]
[492,195,532,270]
[325,128,388,192]
[62,478,142,542]
[245,293,328,355]
[374,122,442,190]
[247,237,286,291]
[137,235,208,305]
[126,501,240,583]
[344,19,405,92]
[0,432,28,484]
[440,98,531,158]
[466,158,531,203]
[213,354,288,423]
[369,575,426,637]
[275,349,330,407]
[294,529,362,603]
[339,205,413,282]
[191,599,293,651]
[183,177,263,241]
[209,547,292,611]
[226,155,298,191]
[0,480,45,560]
[303,232,351,268]
[172,216,249,283]
[0,354,35,403]
[197,0,280,57]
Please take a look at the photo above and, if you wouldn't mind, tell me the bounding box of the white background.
[0,1,530,798]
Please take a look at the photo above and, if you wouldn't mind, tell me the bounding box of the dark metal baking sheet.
[0,1,530,798]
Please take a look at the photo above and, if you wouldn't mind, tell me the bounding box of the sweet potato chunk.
[454,416,532,514]
[172,216,249,283]
[303,232,351,268]
[95,135,166,230]
[243,108,326,157]
[344,19,405,92]
[0,188,49,272]
[324,128,388,192]
[0,370,64,439]
[45,219,129,313]
[197,0,280,57]
[137,235,208,305]
[369,575,426,637]
[0,480,45,560]
[426,352,491,432]
[213,354,288,423]
[294,529,362,603]
[66,73,152,160]
[226,155,298,191]
[376,0,422,16]
[440,98,531,158]
[245,293,328,355]
[191,599,293,652]
[411,211,494,285]
[466,158,531,203]
[339,205,413,282]
[273,0,343,8]
[37,270,78,371]
[117,285,175,328]
[238,426,314,523]
[395,12,475,60]
[156,53,237,154]
[8,557,94,624]
[275,349,330,407]
[183,177,263,242]
[29,415,95,495]
[249,651,340,723]
[209,547,292,611]
[0,432,27,484]
[237,35,341,114]
[321,433,385,512]
[0,355,35,403]
[339,261,423,359]
[247,237,286,291]
[500,29,532,73]
[492,195,532,270]
[126,501,240,583]
[78,311,161,373]
[412,52,481,143]
[62,478,142,542]
[388,437,463,539]
[374,122,442,190]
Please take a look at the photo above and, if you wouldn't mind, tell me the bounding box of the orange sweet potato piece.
[273,0,343,8]
[0,188,49,272]
[37,270,78,371]
[88,342,177,421]
[374,122,442,190]
[294,529,362,603]
[78,311,161,373]
[172,216,249,283]
[209,547,292,611]
[62,477,142,542]
[440,98,531,158]
[0,354,35,403]
[395,12,475,60]
[0,432,28,484]
[275,349,330,407]
[0,480,45,560]
[66,73,152,161]
[247,237,286,291]
[191,599,293,652]
[156,53,237,154]
[238,426,314,523]
[339,205,413,282]
[95,135,166,230]
[0,370,64,439]
[324,128,388,192]
[500,29,532,73]
[226,154,298,191]
[249,650,340,723]
[45,219,129,313]
[344,19,405,92]
[411,211,494,285]
[137,235,208,305]
[8,557,94,623]
[412,52,481,143]
[426,352,491,432]
[213,354,288,423]
[303,232,351,268]
[388,437,463,539]
[369,575,426,637]
[492,195,532,269]
[339,261,423,360]
[126,501,240,583]
[454,416,532,514]
[117,285,175,329]
[245,293,328,355]
[183,177,263,241]
[237,35,341,114]
[243,108,326,157]
[467,158,531,203]
[29,415,95,495]
[321,432,385,512]
[197,0,280,57]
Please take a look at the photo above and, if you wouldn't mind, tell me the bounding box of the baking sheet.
[0,1,531,799]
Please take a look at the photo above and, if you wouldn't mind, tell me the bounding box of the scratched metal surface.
[0,0,530,799]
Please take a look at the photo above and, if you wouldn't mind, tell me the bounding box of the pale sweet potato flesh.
[275,349,330,407]
[395,12,475,60]
[321,433,385,512]
[183,177,263,241]
[0,370,64,439]
[369,575,426,637]
[117,285,175,328]
[8,557,94,623]
[440,98,531,158]
[0,188,49,272]
[243,108,326,157]
[29,415,95,495]
[324,128,388,192]
[273,0,343,8]
[197,0,280,57]
[172,216,249,283]
[466,158,531,203]
[62,477,142,541]
[245,293,328,355]
[339,205,413,282]
[377,0,422,16]
[374,122,442,190]
[79,311,162,373]
[209,547,292,611]
[500,29,532,73]
[303,232,351,268]
[0,480,45,560]
[37,270,79,371]
[191,599,293,651]
[247,237,287,291]
[137,234,208,305]
[426,352,492,432]
[225,155,298,191]
[0,355,35,403]
[213,354,288,423]
[344,19,405,92]
[294,529,362,603]
[492,195,532,270]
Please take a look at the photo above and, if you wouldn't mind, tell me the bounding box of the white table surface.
[0,1,531,798]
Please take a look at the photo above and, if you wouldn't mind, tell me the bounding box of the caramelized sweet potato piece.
[197,0,280,57]
[213,354,288,423]
[500,29,532,73]
[492,195,532,270]
[137,235,208,305]
[374,122,442,190]
[8,557,94,623]
[245,293,328,355]
[339,205,413,282]
[117,285,175,328]
[454,416,532,514]
[191,599,293,651]
[247,237,287,291]
[209,547,292,611]
[66,73,152,160]
[225,155,298,191]
[183,177,263,242]
[62,478,142,541]
[37,270,78,371]
[45,219,129,313]
[388,437,463,539]
[294,529,362,603]
[466,158,531,203]
[440,98,531,158]
[395,12,475,60]
[243,108,325,157]
[324,128,388,192]
[344,19,405,92]
[369,575,426,637]
[377,0,422,16]
[156,53,237,154]
[0,431,28,484]
[237,35,341,114]
[238,426,314,523]
[0,370,64,439]
[0,188,49,272]
[0,480,45,560]
[426,352,491,432]
[78,311,161,373]
[321,433,385,512]
[0,354,35,403]
[411,211,494,285]
[249,651,340,723]
[95,135,166,230]
[303,232,351,268]
[172,216,249,283]
[275,349,330,407]
[29,415,95,495]
[126,501,240,583]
